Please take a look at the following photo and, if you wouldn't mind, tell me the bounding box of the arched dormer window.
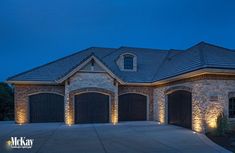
[229,97,235,118]
[124,54,134,70]
[116,53,137,71]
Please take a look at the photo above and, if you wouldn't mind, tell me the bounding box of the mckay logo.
[6,137,34,149]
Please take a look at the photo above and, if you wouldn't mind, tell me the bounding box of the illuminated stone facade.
[14,74,235,133]
[154,76,235,133]
[14,85,64,124]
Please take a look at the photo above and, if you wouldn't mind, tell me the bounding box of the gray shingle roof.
[7,42,235,83]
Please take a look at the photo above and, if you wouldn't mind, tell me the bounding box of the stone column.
[14,85,29,124]
[112,83,118,124]
[64,81,74,125]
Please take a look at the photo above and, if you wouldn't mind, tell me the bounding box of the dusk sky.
[1,0,235,81]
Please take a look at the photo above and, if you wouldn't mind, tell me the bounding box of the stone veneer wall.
[118,86,154,120]
[64,72,118,125]
[13,73,235,133]
[154,78,235,133]
[14,84,64,124]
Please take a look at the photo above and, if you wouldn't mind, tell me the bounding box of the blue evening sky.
[0,0,235,81]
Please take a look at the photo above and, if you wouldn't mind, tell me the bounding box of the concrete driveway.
[0,121,231,153]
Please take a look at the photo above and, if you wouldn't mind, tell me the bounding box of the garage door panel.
[119,93,147,121]
[168,90,192,129]
[131,100,147,120]
[75,92,109,124]
[29,93,64,123]
[76,97,90,123]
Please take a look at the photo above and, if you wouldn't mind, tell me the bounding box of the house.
[6,42,235,133]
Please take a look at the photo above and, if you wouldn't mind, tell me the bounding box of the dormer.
[116,53,137,71]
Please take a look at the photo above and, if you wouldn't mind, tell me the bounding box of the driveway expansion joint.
[92,124,108,153]
[35,124,62,153]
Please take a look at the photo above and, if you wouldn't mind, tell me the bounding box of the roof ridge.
[101,48,119,59]
[119,46,169,52]
[191,41,234,52]
[201,41,234,52]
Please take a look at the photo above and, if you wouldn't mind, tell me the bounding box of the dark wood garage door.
[119,93,147,121]
[75,92,109,124]
[168,90,192,129]
[29,93,64,123]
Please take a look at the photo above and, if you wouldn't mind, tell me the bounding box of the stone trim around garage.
[14,84,65,124]
[118,86,154,121]
[164,86,192,95]
[66,87,115,125]
[228,92,235,99]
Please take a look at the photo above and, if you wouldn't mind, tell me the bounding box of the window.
[229,97,235,118]
[124,55,134,70]
[116,53,137,71]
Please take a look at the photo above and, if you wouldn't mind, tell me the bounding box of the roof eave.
[6,68,235,86]
[121,67,235,86]
[6,80,59,85]
[152,67,235,86]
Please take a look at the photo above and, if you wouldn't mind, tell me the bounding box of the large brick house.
[6,42,235,133]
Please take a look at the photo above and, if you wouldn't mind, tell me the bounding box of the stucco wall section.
[118,86,154,120]
[154,79,235,133]
[14,84,65,124]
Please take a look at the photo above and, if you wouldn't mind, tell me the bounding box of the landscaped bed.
[206,129,235,152]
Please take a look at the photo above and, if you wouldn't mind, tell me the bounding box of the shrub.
[215,113,229,136]
[0,83,14,121]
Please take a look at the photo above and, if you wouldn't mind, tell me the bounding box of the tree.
[0,83,14,121]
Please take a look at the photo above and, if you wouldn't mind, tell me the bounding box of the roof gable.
[57,54,124,84]
[7,47,116,83]
[80,59,105,72]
